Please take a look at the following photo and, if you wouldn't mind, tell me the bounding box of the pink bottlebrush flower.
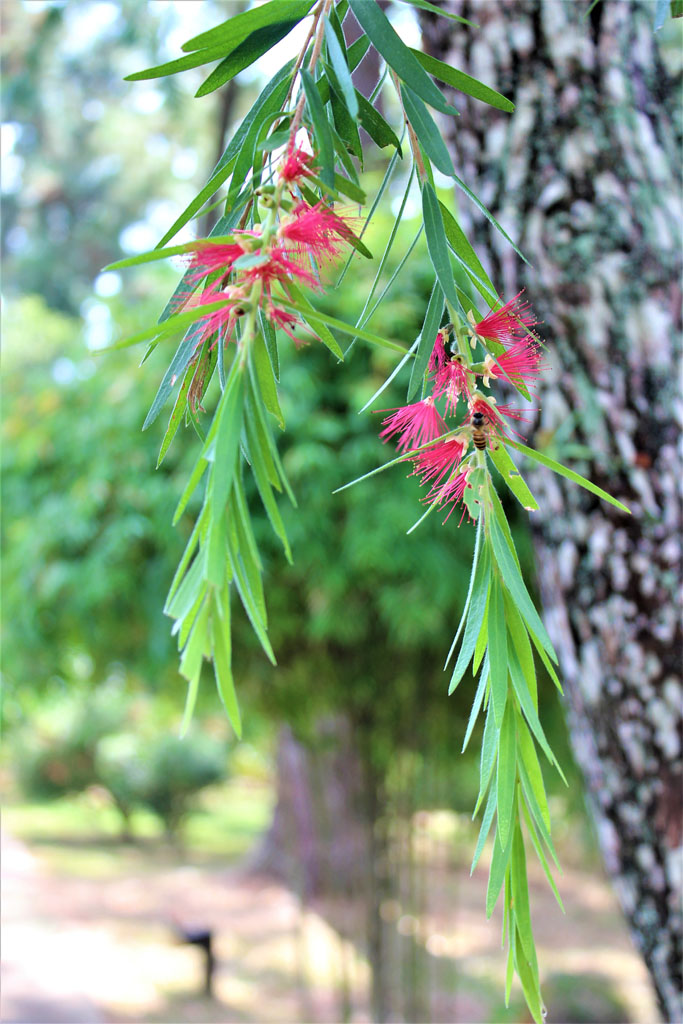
[241,245,320,295]
[188,241,246,282]
[411,438,466,489]
[469,396,526,441]
[471,292,538,345]
[484,336,546,390]
[193,285,246,346]
[432,356,474,414]
[379,397,447,454]
[278,202,352,261]
[425,465,474,523]
[428,330,448,374]
[279,146,317,184]
[267,305,313,347]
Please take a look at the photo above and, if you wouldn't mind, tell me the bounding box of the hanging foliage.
[107,1,631,1018]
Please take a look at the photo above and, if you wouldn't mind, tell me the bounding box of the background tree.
[419,2,682,1019]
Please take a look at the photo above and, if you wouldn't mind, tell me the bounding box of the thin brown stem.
[390,70,427,182]
[289,0,334,143]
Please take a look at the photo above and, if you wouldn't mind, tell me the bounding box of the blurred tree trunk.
[420,2,682,1019]
[252,721,397,1021]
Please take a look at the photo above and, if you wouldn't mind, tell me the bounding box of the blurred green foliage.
[1,1,577,825]
[13,677,229,837]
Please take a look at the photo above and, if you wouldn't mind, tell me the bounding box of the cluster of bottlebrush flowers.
[183,145,351,355]
[380,295,545,522]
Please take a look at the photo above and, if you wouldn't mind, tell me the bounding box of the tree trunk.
[420,2,682,1019]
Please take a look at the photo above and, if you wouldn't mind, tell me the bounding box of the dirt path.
[1,827,661,1023]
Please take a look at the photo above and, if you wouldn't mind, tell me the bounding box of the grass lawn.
[3,777,274,877]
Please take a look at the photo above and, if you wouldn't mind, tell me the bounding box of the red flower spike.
[425,465,473,524]
[428,330,448,374]
[471,291,538,344]
[432,357,473,413]
[188,241,246,282]
[240,245,320,294]
[267,305,312,347]
[411,438,466,489]
[279,146,317,184]
[379,397,447,454]
[193,286,245,347]
[278,202,353,262]
[469,397,527,440]
[485,336,546,390]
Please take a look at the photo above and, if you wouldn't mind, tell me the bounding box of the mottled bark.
[421,2,682,1019]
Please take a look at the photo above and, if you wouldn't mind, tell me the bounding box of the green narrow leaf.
[513,929,544,1024]
[488,442,539,511]
[173,452,209,525]
[244,405,292,561]
[157,63,293,248]
[179,596,210,687]
[488,515,556,661]
[347,0,457,116]
[401,84,456,176]
[487,574,508,727]
[356,90,402,151]
[196,19,303,97]
[502,593,537,708]
[511,818,539,973]
[397,0,478,26]
[471,781,497,874]
[461,655,489,752]
[518,758,561,869]
[211,589,241,737]
[232,474,263,574]
[360,337,418,414]
[125,43,240,82]
[182,0,315,51]
[508,439,632,513]
[108,298,230,353]
[486,828,512,918]
[509,647,564,777]
[277,298,407,354]
[472,587,490,675]
[407,280,444,401]
[473,700,497,816]
[104,240,203,271]
[227,536,275,666]
[166,503,210,605]
[448,544,490,693]
[258,308,280,381]
[333,171,365,204]
[324,17,359,119]
[329,86,363,163]
[516,717,551,832]
[157,359,194,466]
[438,201,499,305]
[451,168,529,264]
[521,800,565,912]
[354,166,415,335]
[496,701,517,850]
[422,181,461,310]
[301,69,335,189]
[211,370,246,513]
[283,282,344,359]
[444,514,483,665]
[165,552,206,621]
[411,49,514,113]
[205,503,227,589]
[251,332,284,428]
[488,486,522,571]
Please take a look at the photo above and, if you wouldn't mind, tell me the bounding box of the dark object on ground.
[175,925,215,997]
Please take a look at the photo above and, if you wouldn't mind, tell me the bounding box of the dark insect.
[471,410,488,450]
